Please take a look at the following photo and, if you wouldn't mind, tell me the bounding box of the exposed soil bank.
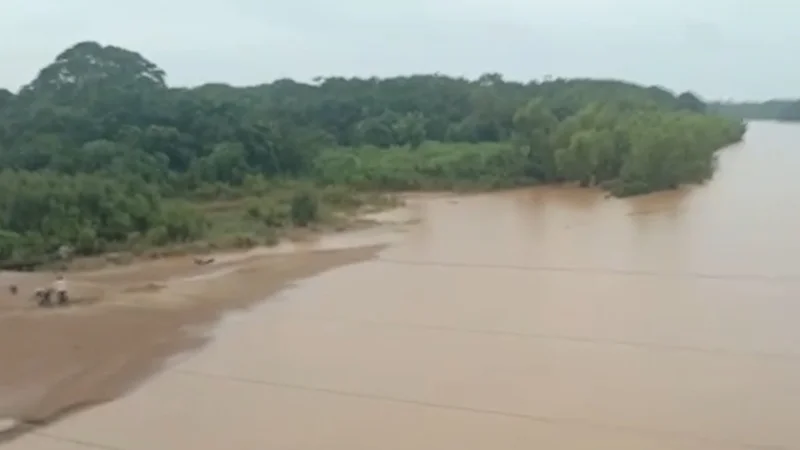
[0,242,386,443]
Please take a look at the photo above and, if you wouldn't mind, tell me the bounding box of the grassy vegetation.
[24,181,399,271]
[191,182,398,250]
[313,142,536,191]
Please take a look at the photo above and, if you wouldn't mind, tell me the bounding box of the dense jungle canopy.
[0,41,745,264]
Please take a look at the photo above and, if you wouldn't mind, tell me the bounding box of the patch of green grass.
[313,141,538,191]
[192,183,396,251]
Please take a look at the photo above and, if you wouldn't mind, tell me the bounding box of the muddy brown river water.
[6,120,800,449]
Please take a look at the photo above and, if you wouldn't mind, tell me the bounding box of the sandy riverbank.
[0,203,417,443]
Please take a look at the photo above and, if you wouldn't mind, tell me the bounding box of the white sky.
[0,0,796,100]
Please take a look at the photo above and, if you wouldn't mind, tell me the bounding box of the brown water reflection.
[11,121,800,450]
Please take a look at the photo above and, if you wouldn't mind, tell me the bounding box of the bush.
[290,189,319,226]
[261,201,291,227]
[320,185,363,209]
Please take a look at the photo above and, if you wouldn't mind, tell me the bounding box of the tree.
[394,112,427,149]
[20,41,166,99]
[0,89,13,109]
[0,40,746,262]
[677,91,706,113]
[512,98,558,180]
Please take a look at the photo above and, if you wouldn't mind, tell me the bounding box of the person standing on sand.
[53,274,68,305]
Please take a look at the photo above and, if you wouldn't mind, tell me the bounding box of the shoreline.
[0,205,416,445]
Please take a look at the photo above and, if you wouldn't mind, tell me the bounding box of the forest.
[0,41,746,266]
[711,99,800,121]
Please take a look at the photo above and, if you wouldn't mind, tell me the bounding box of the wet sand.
[0,240,391,441]
[6,121,800,450]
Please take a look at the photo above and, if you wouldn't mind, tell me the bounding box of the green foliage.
[0,40,747,264]
[314,103,744,194]
[290,190,319,227]
[0,170,203,261]
[710,99,800,122]
[314,142,532,190]
[245,198,291,228]
[778,102,800,121]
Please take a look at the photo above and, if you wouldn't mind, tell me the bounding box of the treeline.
[315,101,743,194]
[0,41,745,263]
[710,100,800,121]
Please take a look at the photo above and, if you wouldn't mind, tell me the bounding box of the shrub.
[290,189,319,226]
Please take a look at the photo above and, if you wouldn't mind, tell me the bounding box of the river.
[6,120,800,449]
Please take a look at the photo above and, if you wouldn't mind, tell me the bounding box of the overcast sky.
[0,0,796,100]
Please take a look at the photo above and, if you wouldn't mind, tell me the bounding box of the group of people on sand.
[8,273,70,307]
